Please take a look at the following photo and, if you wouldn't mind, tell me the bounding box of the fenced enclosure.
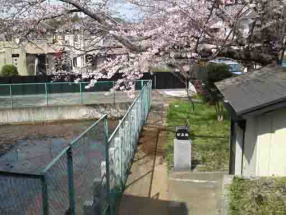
[0,72,187,89]
[0,81,146,109]
[0,80,152,215]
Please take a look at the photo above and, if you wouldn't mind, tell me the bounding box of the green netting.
[0,85,10,96]
[81,82,114,105]
[47,82,80,94]
[11,84,46,96]
[0,81,146,109]
[0,85,12,108]
[0,173,43,215]
[47,83,81,106]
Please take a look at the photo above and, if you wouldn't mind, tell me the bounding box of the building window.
[12,54,20,67]
[73,57,77,67]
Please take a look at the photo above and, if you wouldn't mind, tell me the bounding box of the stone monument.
[174,126,192,171]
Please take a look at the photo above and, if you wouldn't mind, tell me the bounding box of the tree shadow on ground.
[119,194,188,215]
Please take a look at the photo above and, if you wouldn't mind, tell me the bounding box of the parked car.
[282,59,286,68]
[209,57,243,75]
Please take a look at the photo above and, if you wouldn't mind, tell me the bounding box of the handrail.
[70,114,108,146]
[0,80,149,86]
[42,114,108,174]
[42,146,70,173]
[0,170,42,179]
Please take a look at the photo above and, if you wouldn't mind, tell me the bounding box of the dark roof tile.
[215,65,286,115]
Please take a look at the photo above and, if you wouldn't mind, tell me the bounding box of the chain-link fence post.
[67,147,76,215]
[113,81,115,105]
[9,84,13,109]
[41,175,49,215]
[80,82,83,104]
[104,116,111,215]
[45,83,48,106]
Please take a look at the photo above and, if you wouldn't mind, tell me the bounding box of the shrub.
[202,63,232,101]
[1,65,19,77]
[205,63,232,84]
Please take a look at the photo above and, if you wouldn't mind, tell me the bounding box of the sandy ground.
[118,90,225,215]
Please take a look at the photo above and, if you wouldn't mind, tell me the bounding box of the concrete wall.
[0,103,130,125]
[241,108,286,177]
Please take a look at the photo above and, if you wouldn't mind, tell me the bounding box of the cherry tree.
[0,0,285,90]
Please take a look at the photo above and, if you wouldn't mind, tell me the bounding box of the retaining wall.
[0,103,130,125]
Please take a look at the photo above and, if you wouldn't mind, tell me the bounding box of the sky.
[0,0,144,22]
[47,0,144,22]
[108,0,144,22]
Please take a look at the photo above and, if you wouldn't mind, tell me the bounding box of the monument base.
[174,139,192,171]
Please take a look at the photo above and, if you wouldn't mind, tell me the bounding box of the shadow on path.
[119,195,188,215]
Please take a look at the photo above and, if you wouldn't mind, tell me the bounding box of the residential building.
[0,42,28,75]
[0,41,60,76]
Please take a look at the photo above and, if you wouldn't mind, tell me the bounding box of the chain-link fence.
[0,172,44,215]
[0,80,152,215]
[0,81,146,109]
[70,118,108,215]
[107,80,152,214]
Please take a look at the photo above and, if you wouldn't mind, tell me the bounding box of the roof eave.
[238,99,286,118]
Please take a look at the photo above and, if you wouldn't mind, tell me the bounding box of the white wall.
[234,123,244,176]
[243,117,258,177]
[0,44,28,76]
[242,108,286,177]
[256,108,286,176]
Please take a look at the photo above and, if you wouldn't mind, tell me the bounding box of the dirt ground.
[118,90,225,215]
[119,90,173,214]
[0,120,118,156]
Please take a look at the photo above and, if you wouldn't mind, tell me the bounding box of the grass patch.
[229,177,286,214]
[165,100,230,171]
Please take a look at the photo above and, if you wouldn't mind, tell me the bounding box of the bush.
[202,63,233,104]
[205,63,232,84]
[1,65,19,77]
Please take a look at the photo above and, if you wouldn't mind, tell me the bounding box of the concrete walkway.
[118,90,225,215]
[168,171,225,215]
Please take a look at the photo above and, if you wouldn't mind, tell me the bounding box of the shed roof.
[216,65,286,116]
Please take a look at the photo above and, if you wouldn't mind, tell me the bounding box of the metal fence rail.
[0,80,152,215]
[0,81,145,109]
